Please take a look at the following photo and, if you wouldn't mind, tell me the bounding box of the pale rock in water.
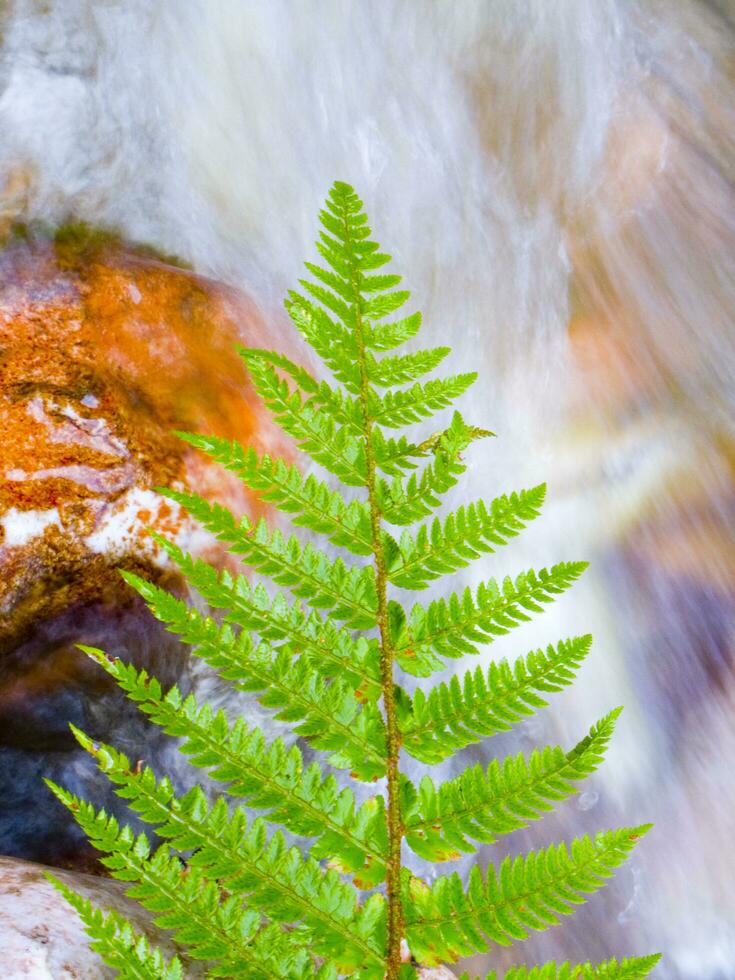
[0,856,205,977]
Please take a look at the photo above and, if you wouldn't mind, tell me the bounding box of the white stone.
[0,856,202,978]
[0,508,62,548]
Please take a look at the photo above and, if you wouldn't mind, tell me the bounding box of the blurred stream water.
[1,1,735,976]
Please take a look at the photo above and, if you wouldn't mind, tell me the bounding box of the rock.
[0,225,274,653]
[0,227,282,872]
[0,856,456,978]
[0,855,204,977]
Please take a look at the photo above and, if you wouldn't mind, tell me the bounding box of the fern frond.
[404,826,651,965]
[379,412,493,526]
[79,648,387,873]
[156,490,377,629]
[47,785,306,976]
[64,733,388,968]
[241,351,368,486]
[393,563,588,676]
[122,572,381,706]
[464,954,663,980]
[152,536,382,701]
[47,880,184,980]
[389,485,546,589]
[365,347,451,388]
[53,181,657,978]
[400,635,593,764]
[402,709,621,861]
[363,311,422,351]
[175,432,374,556]
[368,374,477,428]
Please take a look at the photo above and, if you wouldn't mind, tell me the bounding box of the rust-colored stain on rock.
[0,227,271,651]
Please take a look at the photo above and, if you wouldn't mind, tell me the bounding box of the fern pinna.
[47,182,660,979]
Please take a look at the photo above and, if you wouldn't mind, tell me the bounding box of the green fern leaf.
[393,563,588,676]
[371,427,426,476]
[368,374,477,428]
[303,259,358,304]
[363,311,423,351]
[463,954,663,979]
[47,785,308,974]
[389,485,546,589]
[47,880,185,980]
[79,648,387,870]
[400,635,593,764]
[402,709,621,861]
[365,347,450,388]
[379,411,493,525]
[156,490,378,628]
[404,826,651,965]
[175,432,375,556]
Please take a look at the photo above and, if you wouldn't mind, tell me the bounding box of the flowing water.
[2,1,735,976]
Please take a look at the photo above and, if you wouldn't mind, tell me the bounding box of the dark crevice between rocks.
[0,595,195,876]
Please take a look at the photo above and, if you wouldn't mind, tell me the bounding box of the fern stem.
[367,479,403,976]
[346,226,405,976]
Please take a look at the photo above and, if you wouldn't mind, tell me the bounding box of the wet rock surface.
[0,229,274,871]
[0,226,270,653]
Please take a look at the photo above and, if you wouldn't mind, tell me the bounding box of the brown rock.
[0,226,274,653]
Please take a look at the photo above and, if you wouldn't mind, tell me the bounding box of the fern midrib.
[118,769,381,969]
[343,209,404,979]
[144,689,387,870]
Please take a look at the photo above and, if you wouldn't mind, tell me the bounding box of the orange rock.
[0,226,274,652]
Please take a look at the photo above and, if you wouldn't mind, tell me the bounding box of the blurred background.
[1,1,735,976]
